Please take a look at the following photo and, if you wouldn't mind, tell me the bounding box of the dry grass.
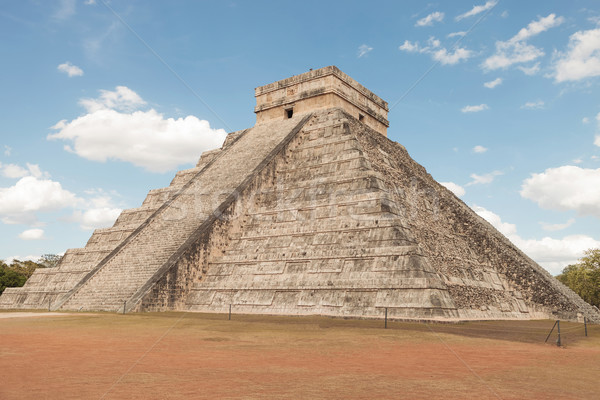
[1,311,599,399]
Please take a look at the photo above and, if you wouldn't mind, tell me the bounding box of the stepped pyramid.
[2,66,599,322]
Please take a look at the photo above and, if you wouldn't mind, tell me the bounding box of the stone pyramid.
[2,66,598,322]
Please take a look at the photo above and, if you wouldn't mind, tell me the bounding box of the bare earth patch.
[0,312,598,399]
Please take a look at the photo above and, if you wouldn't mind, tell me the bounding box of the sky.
[1,0,600,275]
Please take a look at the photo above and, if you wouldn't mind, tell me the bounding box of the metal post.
[556,320,561,347]
[545,320,558,343]
[123,300,126,315]
[584,317,588,337]
[229,304,231,320]
[385,307,388,329]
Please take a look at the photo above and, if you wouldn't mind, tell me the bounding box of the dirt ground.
[1,311,598,400]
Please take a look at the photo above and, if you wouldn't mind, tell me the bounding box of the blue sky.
[1,0,600,275]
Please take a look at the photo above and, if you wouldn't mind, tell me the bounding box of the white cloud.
[461,104,489,113]
[455,1,497,21]
[595,135,600,147]
[79,86,145,113]
[447,31,467,38]
[1,163,48,179]
[4,145,11,156]
[18,228,45,240]
[48,86,227,173]
[0,176,79,224]
[71,208,122,230]
[473,205,600,275]
[573,158,583,164]
[472,145,488,153]
[440,182,465,197]
[518,62,540,75]
[416,11,444,27]
[521,166,600,218]
[466,170,503,186]
[501,11,509,18]
[582,117,590,124]
[540,218,575,232]
[432,47,472,65]
[4,255,42,264]
[84,0,96,4]
[399,37,472,65]
[357,44,373,58]
[399,40,420,52]
[70,188,122,230]
[553,28,600,82]
[521,100,545,109]
[482,14,564,71]
[57,62,83,77]
[483,78,502,88]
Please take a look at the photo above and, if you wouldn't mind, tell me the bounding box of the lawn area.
[1,311,598,399]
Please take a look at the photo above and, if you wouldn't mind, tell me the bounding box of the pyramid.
[2,66,599,322]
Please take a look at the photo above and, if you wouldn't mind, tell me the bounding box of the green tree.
[38,254,61,268]
[557,249,600,308]
[0,258,48,294]
[0,261,28,294]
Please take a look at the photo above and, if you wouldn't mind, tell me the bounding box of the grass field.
[1,311,598,399]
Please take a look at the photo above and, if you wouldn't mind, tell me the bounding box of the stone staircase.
[56,115,311,312]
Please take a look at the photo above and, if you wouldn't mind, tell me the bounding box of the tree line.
[557,248,600,309]
[0,254,61,295]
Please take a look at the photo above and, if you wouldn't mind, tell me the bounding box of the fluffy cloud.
[18,228,45,240]
[78,86,145,113]
[472,145,488,153]
[520,166,600,217]
[4,145,11,156]
[432,48,472,65]
[399,37,472,65]
[415,11,444,27]
[461,104,489,113]
[482,14,564,71]
[483,78,502,88]
[0,176,79,224]
[473,205,600,274]
[0,163,48,179]
[466,170,503,186]
[357,44,373,58]
[455,1,497,21]
[553,28,600,82]
[440,182,465,197]
[71,208,122,230]
[447,31,466,38]
[70,188,122,230]
[57,62,84,77]
[521,100,545,109]
[48,86,227,173]
[518,62,540,75]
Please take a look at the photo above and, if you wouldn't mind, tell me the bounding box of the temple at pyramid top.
[254,66,390,136]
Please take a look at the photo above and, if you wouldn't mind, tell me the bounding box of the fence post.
[556,320,561,347]
[123,300,126,315]
[229,304,231,320]
[584,317,588,337]
[48,299,51,312]
[385,307,388,329]
[544,320,558,343]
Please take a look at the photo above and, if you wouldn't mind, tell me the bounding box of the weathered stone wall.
[174,109,459,320]
[353,117,600,322]
[255,66,389,136]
